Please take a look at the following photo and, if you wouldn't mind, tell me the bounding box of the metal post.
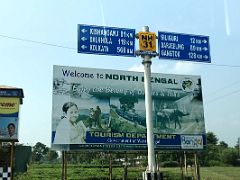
[143,54,156,172]
[141,26,159,180]
[109,153,112,180]
[10,142,14,180]
[65,151,67,180]
[156,152,159,171]
[100,152,104,170]
[194,153,200,180]
[62,151,67,180]
[179,153,184,180]
[62,151,64,180]
[123,151,128,180]
[61,151,64,180]
[184,151,187,177]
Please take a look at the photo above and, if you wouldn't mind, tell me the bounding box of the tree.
[199,132,219,166]
[221,148,238,166]
[219,141,228,148]
[206,132,218,145]
[46,150,58,162]
[119,97,138,112]
[32,142,49,162]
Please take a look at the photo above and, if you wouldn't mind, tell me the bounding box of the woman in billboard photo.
[54,102,87,144]
[7,123,17,139]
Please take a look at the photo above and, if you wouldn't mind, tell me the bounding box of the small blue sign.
[78,24,135,57]
[158,31,211,63]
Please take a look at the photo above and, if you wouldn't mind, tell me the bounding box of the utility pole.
[237,137,240,165]
[238,137,240,158]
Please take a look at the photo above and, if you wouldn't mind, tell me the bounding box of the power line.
[2,33,240,106]
[204,79,240,105]
[0,34,76,50]
[205,80,240,98]
[205,88,240,104]
[1,33,240,68]
[176,60,240,68]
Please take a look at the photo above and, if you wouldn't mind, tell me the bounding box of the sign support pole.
[184,151,187,177]
[143,54,156,173]
[109,153,112,180]
[61,151,67,180]
[194,153,200,180]
[140,26,160,180]
[123,151,128,180]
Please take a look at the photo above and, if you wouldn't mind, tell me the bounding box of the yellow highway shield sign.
[139,32,156,51]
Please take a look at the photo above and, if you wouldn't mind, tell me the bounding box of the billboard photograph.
[51,65,206,151]
[0,97,20,141]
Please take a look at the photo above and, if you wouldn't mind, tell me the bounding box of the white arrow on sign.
[81,37,87,41]
[81,29,87,33]
[203,55,208,59]
[81,45,87,49]
[203,47,208,51]
[202,39,208,43]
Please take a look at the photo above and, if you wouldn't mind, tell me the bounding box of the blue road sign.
[78,24,135,57]
[158,31,211,63]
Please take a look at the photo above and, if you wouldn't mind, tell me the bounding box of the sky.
[0,0,240,147]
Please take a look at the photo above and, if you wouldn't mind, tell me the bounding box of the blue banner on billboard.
[69,134,206,151]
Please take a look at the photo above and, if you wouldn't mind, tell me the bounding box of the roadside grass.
[14,164,240,180]
[201,166,240,180]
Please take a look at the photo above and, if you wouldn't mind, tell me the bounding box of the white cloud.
[128,61,197,75]
[171,61,197,74]
[128,64,144,72]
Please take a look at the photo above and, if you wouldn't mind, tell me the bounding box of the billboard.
[0,97,20,141]
[51,65,206,151]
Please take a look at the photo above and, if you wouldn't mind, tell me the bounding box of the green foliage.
[46,150,58,162]
[67,152,98,164]
[220,148,239,166]
[161,161,179,167]
[110,110,145,133]
[119,96,138,112]
[207,160,224,167]
[219,141,228,148]
[206,132,218,145]
[31,142,59,163]
[201,167,240,179]
[32,142,49,162]
[198,132,238,166]
[16,164,240,180]
[201,144,220,166]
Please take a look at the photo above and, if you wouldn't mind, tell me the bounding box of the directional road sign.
[78,24,135,57]
[158,31,211,63]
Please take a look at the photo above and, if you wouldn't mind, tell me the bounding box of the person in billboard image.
[156,110,169,130]
[54,102,87,144]
[7,123,17,139]
[94,106,102,129]
[170,106,189,129]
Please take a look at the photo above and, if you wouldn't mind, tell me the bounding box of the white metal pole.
[142,26,157,173]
